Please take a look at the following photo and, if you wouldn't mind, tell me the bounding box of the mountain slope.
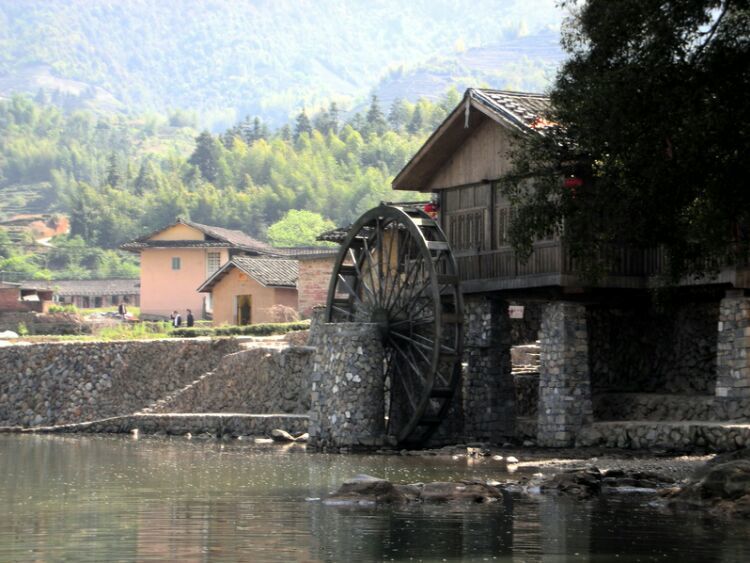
[0,0,563,124]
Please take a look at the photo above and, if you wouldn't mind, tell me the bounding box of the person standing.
[186,309,194,327]
[172,310,182,327]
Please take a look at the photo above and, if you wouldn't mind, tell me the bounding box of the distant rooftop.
[121,218,272,254]
[21,278,140,297]
[198,257,298,292]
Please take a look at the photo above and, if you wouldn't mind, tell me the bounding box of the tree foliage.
[503,0,750,281]
[267,210,336,247]
[0,89,461,279]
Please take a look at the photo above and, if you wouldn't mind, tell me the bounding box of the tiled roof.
[22,278,140,296]
[316,226,350,245]
[119,240,229,249]
[232,257,298,287]
[187,221,272,253]
[198,257,298,292]
[393,88,553,191]
[120,219,272,253]
[470,89,552,132]
[271,246,339,259]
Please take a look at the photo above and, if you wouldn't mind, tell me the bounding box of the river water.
[1,435,749,562]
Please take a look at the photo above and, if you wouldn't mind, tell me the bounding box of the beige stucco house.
[122,219,272,320]
[197,257,299,325]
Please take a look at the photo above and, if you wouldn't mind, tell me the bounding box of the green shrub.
[17,322,29,336]
[49,304,78,314]
[170,320,310,338]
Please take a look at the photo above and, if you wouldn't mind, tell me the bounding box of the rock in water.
[323,476,502,505]
[323,474,406,505]
[270,429,296,442]
[419,481,502,503]
[667,452,750,518]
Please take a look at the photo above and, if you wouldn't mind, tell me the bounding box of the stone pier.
[463,296,514,441]
[537,302,592,447]
[716,291,750,399]
[308,323,386,450]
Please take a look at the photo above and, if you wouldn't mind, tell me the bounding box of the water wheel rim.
[324,204,463,447]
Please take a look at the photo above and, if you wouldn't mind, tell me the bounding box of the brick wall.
[297,256,336,318]
[0,287,25,312]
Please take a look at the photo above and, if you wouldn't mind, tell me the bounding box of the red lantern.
[423,202,439,218]
[564,176,583,189]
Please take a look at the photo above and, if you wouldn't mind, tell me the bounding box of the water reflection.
[1,435,748,562]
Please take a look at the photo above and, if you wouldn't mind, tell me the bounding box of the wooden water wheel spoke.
[348,248,377,304]
[336,273,364,305]
[325,204,464,446]
[386,336,428,386]
[390,359,419,413]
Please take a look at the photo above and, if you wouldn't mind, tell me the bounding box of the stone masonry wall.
[0,338,241,427]
[588,302,718,395]
[463,296,514,442]
[716,294,750,399]
[149,346,314,414]
[537,302,593,447]
[308,323,386,450]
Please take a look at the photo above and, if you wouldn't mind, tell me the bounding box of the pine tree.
[366,95,388,136]
[105,153,121,188]
[388,98,409,132]
[294,109,312,140]
[188,131,222,183]
[327,102,340,135]
[407,105,423,135]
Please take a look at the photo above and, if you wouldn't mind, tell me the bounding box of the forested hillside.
[0,0,562,125]
[0,91,459,281]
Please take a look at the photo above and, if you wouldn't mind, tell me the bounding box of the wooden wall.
[426,117,514,191]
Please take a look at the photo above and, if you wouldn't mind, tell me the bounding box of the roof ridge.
[473,88,549,99]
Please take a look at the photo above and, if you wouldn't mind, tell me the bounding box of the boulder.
[418,481,502,503]
[323,476,502,505]
[323,474,407,505]
[544,467,603,498]
[667,452,750,518]
[270,428,296,442]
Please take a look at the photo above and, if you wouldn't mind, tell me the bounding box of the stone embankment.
[3,413,308,438]
[0,339,241,427]
[145,346,314,415]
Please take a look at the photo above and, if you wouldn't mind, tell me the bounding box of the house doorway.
[237,295,252,325]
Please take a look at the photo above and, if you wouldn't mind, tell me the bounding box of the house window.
[207,252,221,276]
[172,257,181,270]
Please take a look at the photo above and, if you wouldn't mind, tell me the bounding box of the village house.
[122,218,337,322]
[197,257,299,325]
[0,281,53,313]
[46,279,140,309]
[385,87,750,449]
[121,219,274,320]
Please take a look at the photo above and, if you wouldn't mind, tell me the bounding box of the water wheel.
[325,204,464,447]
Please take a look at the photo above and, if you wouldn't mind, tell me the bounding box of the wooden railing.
[454,240,668,284]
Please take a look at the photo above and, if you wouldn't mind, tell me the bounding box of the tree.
[188,131,222,183]
[105,152,121,188]
[267,209,336,247]
[294,109,312,140]
[365,94,388,136]
[406,104,423,134]
[313,102,340,135]
[502,0,750,281]
[388,98,410,131]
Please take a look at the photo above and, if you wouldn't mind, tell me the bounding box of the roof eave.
[392,89,548,192]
